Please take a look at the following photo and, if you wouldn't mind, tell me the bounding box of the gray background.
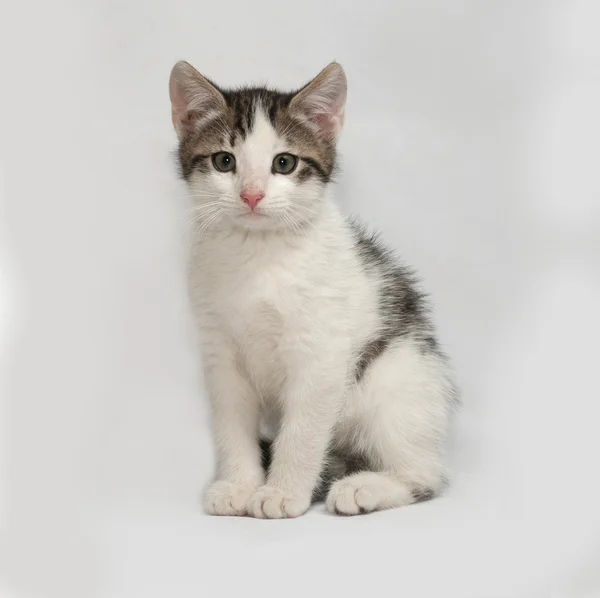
[1,1,600,596]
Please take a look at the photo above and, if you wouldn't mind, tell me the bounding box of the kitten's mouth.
[239,211,266,219]
[235,210,274,229]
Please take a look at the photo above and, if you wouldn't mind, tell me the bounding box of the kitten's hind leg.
[327,338,455,515]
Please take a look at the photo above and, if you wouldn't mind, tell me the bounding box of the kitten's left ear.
[290,62,347,138]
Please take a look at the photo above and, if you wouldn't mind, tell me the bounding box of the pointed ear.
[169,61,226,138]
[289,62,347,138]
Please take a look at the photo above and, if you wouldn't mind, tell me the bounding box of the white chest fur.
[188,207,381,400]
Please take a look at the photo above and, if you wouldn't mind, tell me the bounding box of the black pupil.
[279,157,287,167]
[222,155,230,165]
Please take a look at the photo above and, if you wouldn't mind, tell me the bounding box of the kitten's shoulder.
[346,216,400,272]
[345,215,442,351]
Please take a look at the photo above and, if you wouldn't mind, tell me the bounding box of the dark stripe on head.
[244,95,255,132]
[177,114,230,179]
[301,156,330,183]
[223,90,260,141]
[268,100,279,127]
[297,166,313,183]
[190,154,210,173]
[233,108,245,139]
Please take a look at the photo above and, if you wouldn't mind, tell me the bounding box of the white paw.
[326,480,367,515]
[247,486,310,519]
[326,474,412,515]
[203,480,258,516]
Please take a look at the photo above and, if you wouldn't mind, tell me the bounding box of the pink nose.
[240,191,264,210]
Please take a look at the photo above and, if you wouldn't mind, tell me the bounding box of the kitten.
[169,61,458,518]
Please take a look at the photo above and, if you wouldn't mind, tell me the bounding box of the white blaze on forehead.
[236,107,285,192]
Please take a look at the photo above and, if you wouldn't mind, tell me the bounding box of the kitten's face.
[169,62,347,232]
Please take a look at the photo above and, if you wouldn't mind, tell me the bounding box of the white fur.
[178,89,453,518]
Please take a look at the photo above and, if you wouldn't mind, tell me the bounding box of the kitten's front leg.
[202,351,264,517]
[248,360,345,519]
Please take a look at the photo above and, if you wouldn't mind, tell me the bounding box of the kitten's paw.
[203,480,258,516]
[248,486,310,519]
[326,473,413,515]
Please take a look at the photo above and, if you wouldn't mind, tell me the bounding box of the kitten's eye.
[212,152,236,172]
[272,153,298,175]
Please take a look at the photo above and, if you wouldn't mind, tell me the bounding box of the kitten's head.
[169,61,346,232]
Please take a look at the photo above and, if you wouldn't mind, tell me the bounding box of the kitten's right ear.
[169,61,225,138]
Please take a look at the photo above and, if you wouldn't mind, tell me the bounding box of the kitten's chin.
[229,212,287,232]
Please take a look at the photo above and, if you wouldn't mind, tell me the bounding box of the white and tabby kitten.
[169,61,458,518]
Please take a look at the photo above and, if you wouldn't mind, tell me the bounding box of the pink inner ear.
[312,114,331,130]
[182,109,200,126]
[313,112,333,132]
[172,106,199,133]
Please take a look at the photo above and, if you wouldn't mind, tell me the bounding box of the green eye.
[212,152,236,172]
[272,153,298,175]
